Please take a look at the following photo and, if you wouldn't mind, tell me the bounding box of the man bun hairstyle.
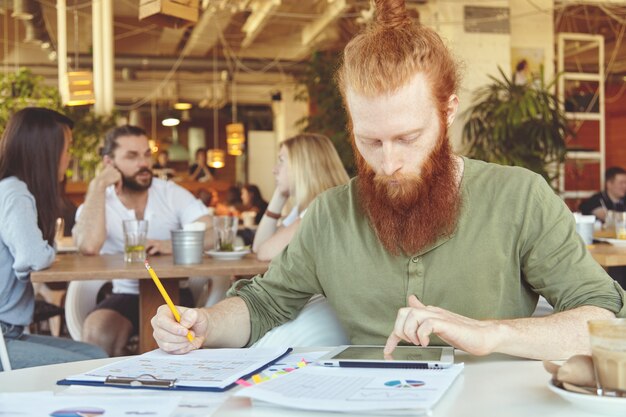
[337,0,461,121]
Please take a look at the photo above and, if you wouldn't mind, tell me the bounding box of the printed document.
[235,363,464,414]
[0,392,179,417]
[61,347,290,391]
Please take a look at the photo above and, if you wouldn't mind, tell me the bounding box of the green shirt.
[229,158,626,345]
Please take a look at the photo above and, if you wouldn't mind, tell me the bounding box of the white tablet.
[317,345,454,369]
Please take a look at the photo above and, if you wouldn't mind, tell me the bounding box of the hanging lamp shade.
[207,148,225,169]
[226,122,245,156]
[139,0,199,28]
[227,142,243,156]
[66,71,96,106]
[161,111,180,127]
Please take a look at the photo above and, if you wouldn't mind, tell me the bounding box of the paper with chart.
[235,363,464,414]
[62,347,290,390]
[0,392,179,417]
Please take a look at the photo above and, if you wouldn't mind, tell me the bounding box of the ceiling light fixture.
[65,6,94,106]
[174,102,192,110]
[226,74,245,156]
[161,111,180,127]
[207,44,225,169]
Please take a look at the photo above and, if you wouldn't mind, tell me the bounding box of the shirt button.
[412,257,419,263]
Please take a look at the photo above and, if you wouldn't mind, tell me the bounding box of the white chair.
[188,276,232,307]
[64,280,109,341]
[64,277,226,342]
[0,331,11,371]
[252,295,349,348]
[532,295,554,317]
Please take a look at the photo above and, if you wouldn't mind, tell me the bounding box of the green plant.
[0,69,116,180]
[295,51,356,176]
[64,106,117,180]
[462,67,572,185]
[0,68,63,128]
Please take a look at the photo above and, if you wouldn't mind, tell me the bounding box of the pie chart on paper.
[384,379,425,388]
[50,407,105,417]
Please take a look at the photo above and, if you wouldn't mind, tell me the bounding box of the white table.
[0,350,600,416]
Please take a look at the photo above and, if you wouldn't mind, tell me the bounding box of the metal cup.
[171,229,205,265]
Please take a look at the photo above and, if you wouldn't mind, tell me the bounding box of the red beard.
[357,133,462,256]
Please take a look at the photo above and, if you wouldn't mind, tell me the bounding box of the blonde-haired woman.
[253,133,349,261]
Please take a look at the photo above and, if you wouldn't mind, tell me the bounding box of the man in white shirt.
[73,125,212,356]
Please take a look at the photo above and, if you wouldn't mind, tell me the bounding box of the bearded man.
[151,0,625,360]
[74,125,212,356]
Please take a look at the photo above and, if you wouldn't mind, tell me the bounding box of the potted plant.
[0,69,116,181]
[462,67,572,186]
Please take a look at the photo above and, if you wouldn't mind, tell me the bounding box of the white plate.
[596,238,626,247]
[547,380,626,416]
[56,246,78,253]
[205,249,251,260]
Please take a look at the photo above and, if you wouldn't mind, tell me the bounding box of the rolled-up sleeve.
[227,199,325,345]
[520,175,624,316]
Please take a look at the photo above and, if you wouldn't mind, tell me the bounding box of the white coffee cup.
[241,211,256,228]
[573,213,595,245]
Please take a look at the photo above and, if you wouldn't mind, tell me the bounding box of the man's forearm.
[492,306,615,360]
[202,297,251,348]
[74,181,108,255]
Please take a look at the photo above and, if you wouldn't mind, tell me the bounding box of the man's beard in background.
[122,167,153,191]
[357,129,462,256]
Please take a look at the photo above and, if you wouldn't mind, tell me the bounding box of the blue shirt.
[0,177,56,326]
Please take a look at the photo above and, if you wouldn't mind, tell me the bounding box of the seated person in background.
[152,0,624,361]
[0,107,107,370]
[241,184,268,225]
[152,150,175,180]
[215,185,243,217]
[196,188,214,207]
[252,133,350,261]
[73,125,212,357]
[579,166,626,222]
[189,148,214,182]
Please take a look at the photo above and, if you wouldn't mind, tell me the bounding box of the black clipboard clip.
[105,373,177,389]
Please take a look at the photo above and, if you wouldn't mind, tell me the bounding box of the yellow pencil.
[144,259,194,342]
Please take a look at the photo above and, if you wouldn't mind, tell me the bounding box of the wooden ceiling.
[1,1,624,106]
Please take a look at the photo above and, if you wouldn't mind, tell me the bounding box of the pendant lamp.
[207,45,224,169]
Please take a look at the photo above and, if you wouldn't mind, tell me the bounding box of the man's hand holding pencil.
[146,259,205,353]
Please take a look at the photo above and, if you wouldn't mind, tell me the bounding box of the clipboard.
[58,347,292,392]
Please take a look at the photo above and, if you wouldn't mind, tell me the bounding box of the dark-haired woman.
[0,107,107,370]
[241,184,268,225]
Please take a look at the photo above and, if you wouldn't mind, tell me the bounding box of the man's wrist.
[486,319,511,356]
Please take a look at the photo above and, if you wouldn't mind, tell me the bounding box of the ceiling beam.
[182,6,234,57]
[241,0,281,49]
[301,0,348,47]
[157,27,186,55]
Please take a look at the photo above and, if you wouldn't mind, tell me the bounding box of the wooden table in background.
[31,254,269,353]
[588,244,626,268]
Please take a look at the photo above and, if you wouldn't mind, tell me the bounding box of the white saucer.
[596,238,626,247]
[56,246,78,253]
[205,249,251,260]
[548,380,626,415]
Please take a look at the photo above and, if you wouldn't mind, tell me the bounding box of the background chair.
[64,279,110,341]
[252,295,349,348]
[532,296,554,317]
[64,277,229,342]
[0,332,11,371]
